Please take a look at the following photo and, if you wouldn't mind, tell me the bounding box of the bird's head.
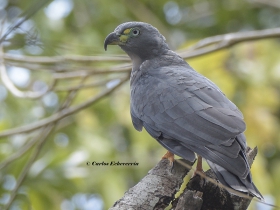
[104,22,169,62]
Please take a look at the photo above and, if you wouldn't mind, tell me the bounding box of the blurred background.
[0,0,280,209]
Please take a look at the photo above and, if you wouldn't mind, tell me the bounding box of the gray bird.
[104,22,263,200]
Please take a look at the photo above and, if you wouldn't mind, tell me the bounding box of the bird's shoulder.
[135,51,240,112]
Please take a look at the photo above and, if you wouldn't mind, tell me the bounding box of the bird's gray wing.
[131,64,249,178]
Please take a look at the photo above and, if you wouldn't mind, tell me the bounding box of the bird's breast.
[130,73,159,117]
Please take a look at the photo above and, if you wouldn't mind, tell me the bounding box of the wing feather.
[131,64,248,179]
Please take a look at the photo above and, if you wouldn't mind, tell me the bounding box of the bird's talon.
[192,155,204,178]
[169,161,175,173]
[162,151,174,166]
[192,169,205,178]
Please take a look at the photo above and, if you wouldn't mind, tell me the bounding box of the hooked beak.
[104,32,121,51]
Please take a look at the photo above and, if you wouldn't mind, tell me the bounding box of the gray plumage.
[104,22,263,199]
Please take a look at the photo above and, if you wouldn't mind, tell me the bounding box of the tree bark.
[110,147,258,210]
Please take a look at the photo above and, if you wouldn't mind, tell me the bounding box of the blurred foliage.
[0,0,280,209]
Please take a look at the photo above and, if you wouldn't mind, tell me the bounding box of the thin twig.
[178,27,280,58]
[0,75,129,138]
[60,76,88,109]
[2,76,88,209]
[54,77,122,92]
[3,27,280,65]
[4,61,132,75]
[3,54,130,64]
[53,67,130,79]
[0,0,51,44]
[248,0,280,9]
[2,124,55,210]
[0,136,38,170]
[0,62,50,98]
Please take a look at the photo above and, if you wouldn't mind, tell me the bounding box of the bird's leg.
[162,150,174,166]
[192,155,204,177]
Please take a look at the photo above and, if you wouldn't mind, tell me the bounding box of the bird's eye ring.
[132,29,140,36]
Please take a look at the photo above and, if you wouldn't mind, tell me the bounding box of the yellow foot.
[192,155,205,178]
[162,151,174,166]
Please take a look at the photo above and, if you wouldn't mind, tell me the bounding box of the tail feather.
[207,160,263,200]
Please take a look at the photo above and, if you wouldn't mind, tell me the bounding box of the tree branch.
[0,61,52,98]
[3,27,280,67]
[54,78,116,92]
[2,124,55,210]
[3,54,130,64]
[109,159,195,210]
[1,76,88,210]
[0,75,129,138]
[248,0,280,9]
[1,27,279,101]
[178,27,280,58]
[110,147,263,210]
